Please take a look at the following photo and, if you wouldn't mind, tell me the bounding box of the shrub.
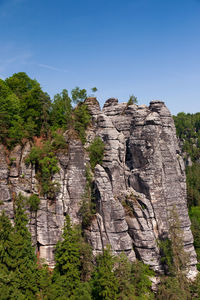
[79,165,96,228]
[25,141,60,198]
[88,137,105,170]
[27,194,40,211]
[73,103,91,144]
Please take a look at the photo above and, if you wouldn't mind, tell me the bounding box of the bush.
[27,194,40,211]
[73,103,91,144]
[88,137,105,170]
[25,141,60,198]
[79,165,96,228]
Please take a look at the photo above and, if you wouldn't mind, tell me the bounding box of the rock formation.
[0,98,197,277]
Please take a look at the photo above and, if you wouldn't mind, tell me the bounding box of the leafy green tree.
[0,79,22,146]
[71,87,87,104]
[50,89,72,130]
[5,72,51,138]
[5,72,39,99]
[73,102,91,143]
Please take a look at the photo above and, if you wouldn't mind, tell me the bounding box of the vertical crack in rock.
[0,98,197,277]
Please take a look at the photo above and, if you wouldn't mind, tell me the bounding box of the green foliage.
[71,87,87,104]
[159,238,173,274]
[50,89,72,130]
[121,199,134,217]
[173,112,200,162]
[131,260,154,300]
[37,264,52,300]
[51,131,67,150]
[6,72,51,138]
[157,207,191,300]
[25,141,60,198]
[128,94,138,105]
[91,247,119,300]
[88,136,105,170]
[73,102,91,144]
[5,72,39,98]
[0,73,52,147]
[189,206,200,269]
[91,87,98,93]
[27,194,40,211]
[50,215,84,299]
[157,276,189,300]
[190,272,200,299]
[79,165,96,228]
[114,253,135,300]
[174,111,200,272]
[0,195,39,299]
[0,73,93,147]
[186,162,200,207]
[0,79,22,147]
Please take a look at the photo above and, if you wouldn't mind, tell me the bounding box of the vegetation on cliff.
[0,72,93,148]
[0,204,156,299]
[1,73,200,298]
[174,112,200,270]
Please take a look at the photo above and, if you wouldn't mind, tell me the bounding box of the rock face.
[0,98,197,276]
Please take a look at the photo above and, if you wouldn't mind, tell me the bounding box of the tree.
[0,195,39,299]
[157,207,191,300]
[114,253,135,300]
[189,206,200,269]
[5,72,39,99]
[71,87,87,104]
[50,89,72,130]
[128,95,138,105]
[90,87,98,97]
[91,247,119,300]
[5,72,51,138]
[73,102,91,144]
[50,215,82,299]
[0,79,22,146]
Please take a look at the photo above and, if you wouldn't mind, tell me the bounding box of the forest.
[1,72,200,299]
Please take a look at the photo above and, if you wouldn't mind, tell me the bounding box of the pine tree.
[49,215,82,299]
[157,206,191,300]
[91,247,119,300]
[0,194,39,299]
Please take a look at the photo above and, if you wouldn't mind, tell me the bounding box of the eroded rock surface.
[0,98,197,276]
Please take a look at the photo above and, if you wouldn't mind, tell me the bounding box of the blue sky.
[0,0,200,115]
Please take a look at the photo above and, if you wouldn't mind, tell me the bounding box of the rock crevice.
[0,98,197,276]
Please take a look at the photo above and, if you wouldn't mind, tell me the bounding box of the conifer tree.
[0,194,39,299]
[91,247,119,300]
[49,215,82,299]
[157,207,191,300]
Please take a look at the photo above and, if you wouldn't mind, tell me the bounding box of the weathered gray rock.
[0,98,197,277]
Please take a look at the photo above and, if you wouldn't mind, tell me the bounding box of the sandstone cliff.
[0,98,197,277]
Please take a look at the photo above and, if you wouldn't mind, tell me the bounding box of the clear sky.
[0,0,200,115]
